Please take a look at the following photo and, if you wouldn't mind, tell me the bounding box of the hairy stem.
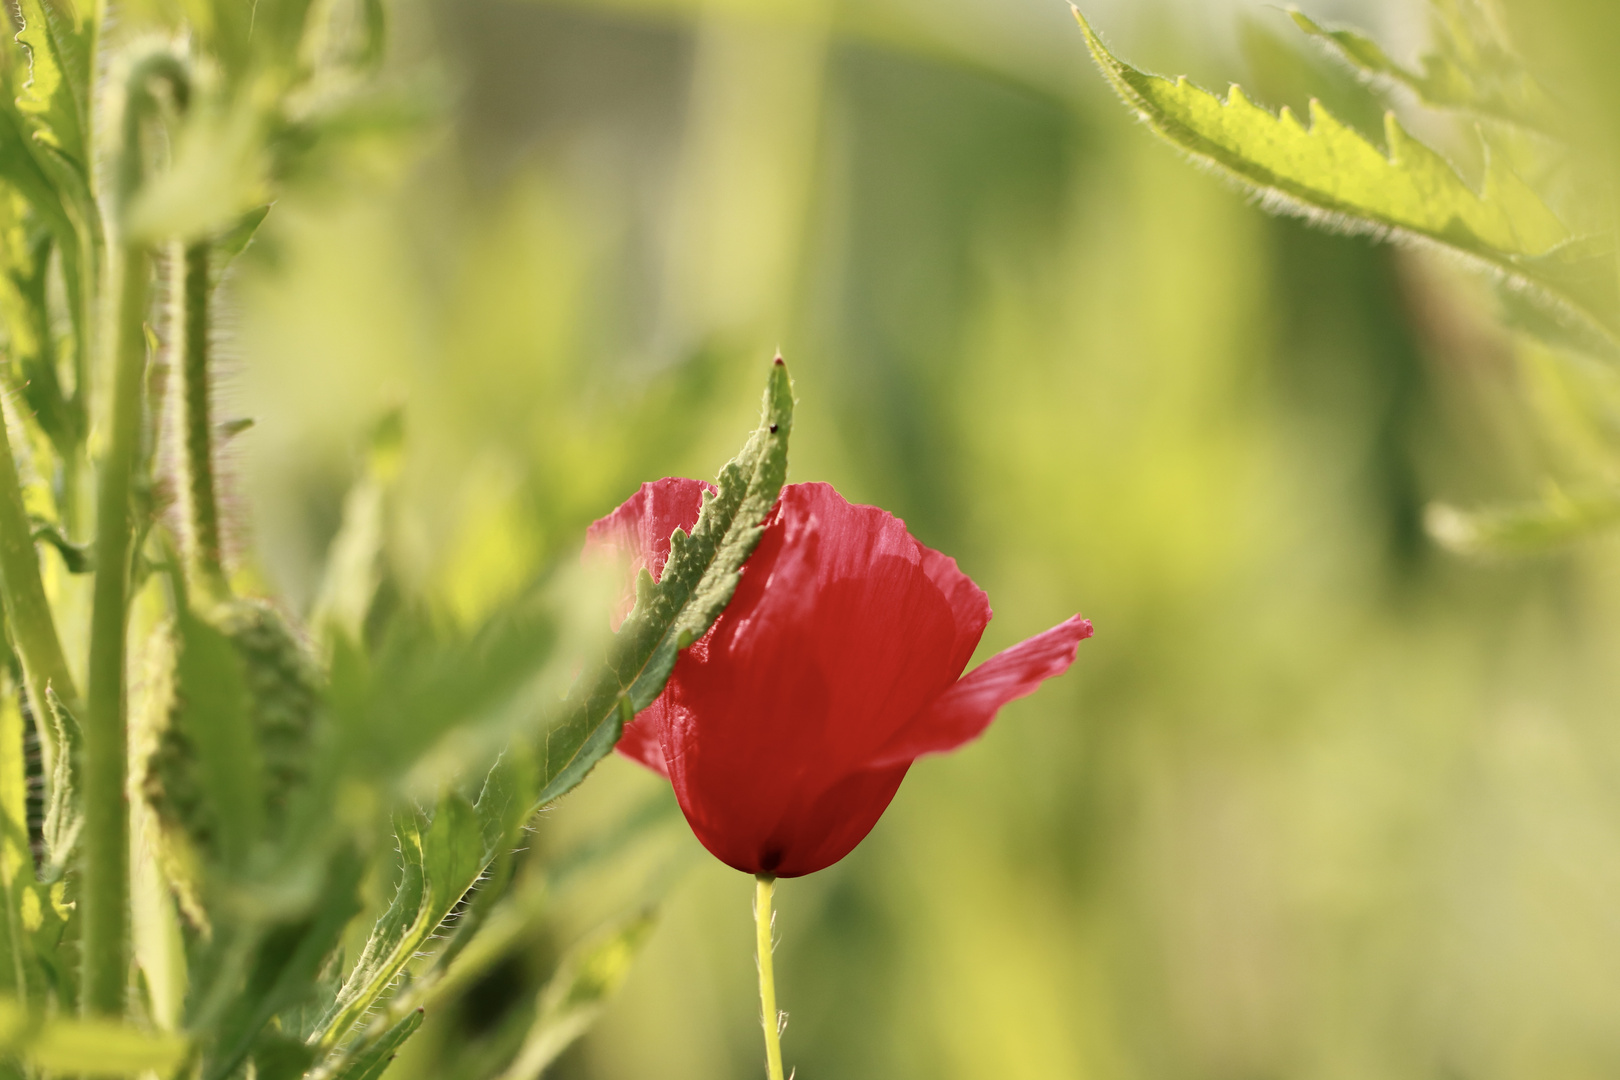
[182,241,228,598]
[82,241,149,1017]
[755,874,786,1080]
[0,405,80,778]
[82,47,192,1019]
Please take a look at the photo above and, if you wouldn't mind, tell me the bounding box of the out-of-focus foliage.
[208,0,1620,1077]
[1,0,795,1071]
[1077,0,1620,561]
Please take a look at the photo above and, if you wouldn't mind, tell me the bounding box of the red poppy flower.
[587,479,1093,877]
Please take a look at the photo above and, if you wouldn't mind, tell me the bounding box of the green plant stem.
[81,47,191,1020]
[82,241,149,1017]
[0,405,80,778]
[182,241,228,598]
[755,874,785,1080]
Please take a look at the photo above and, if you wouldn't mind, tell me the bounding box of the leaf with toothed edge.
[302,362,792,1066]
[1074,11,1564,256]
[312,793,485,1053]
[533,359,794,807]
[331,1008,424,1080]
[1072,10,1620,344]
[39,689,80,885]
[14,0,90,171]
[201,851,364,1080]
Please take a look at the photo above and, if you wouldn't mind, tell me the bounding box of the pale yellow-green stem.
[755,874,786,1080]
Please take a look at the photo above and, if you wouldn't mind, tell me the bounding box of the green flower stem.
[755,874,786,1080]
[0,405,80,776]
[81,48,191,1019]
[82,240,149,1017]
[182,241,228,599]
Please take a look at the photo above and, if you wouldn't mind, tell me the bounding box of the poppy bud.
[588,479,1092,877]
[143,598,321,908]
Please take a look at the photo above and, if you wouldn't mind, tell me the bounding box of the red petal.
[919,546,993,678]
[583,477,715,629]
[616,698,671,778]
[583,478,712,777]
[659,483,989,877]
[869,614,1094,767]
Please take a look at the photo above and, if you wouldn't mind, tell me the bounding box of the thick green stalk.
[81,46,190,1020]
[755,874,786,1080]
[0,403,80,776]
[182,242,228,599]
[82,242,149,1016]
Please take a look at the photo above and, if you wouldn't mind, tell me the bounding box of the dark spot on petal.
[759,846,783,873]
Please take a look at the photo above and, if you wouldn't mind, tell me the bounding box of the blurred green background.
[220,0,1620,1076]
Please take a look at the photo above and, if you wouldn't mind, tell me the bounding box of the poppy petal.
[660,484,971,875]
[917,547,993,679]
[582,477,712,776]
[869,614,1094,767]
[616,698,670,777]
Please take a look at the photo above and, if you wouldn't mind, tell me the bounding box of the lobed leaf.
[13,0,90,173]
[1076,12,1564,256]
[38,690,80,885]
[304,360,793,1072]
[198,852,364,1080]
[8,3,96,363]
[330,1008,423,1080]
[0,107,74,260]
[312,793,490,1051]
[536,358,794,806]
[0,207,75,457]
[1073,10,1620,345]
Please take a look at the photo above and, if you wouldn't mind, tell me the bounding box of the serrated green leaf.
[332,1007,423,1080]
[1072,10,1620,344]
[198,851,363,1080]
[1076,11,1565,256]
[0,100,94,415]
[495,913,658,1080]
[38,689,79,885]
[0,202,75,456]
[13,0,89,172]
[536,358,794,807]
[324,783,680,1079]
[314,792,487,1050]
[0,105,73,247]
[9,0,95,348]
[302,362,791,1065]
[1289,8,1561,134]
